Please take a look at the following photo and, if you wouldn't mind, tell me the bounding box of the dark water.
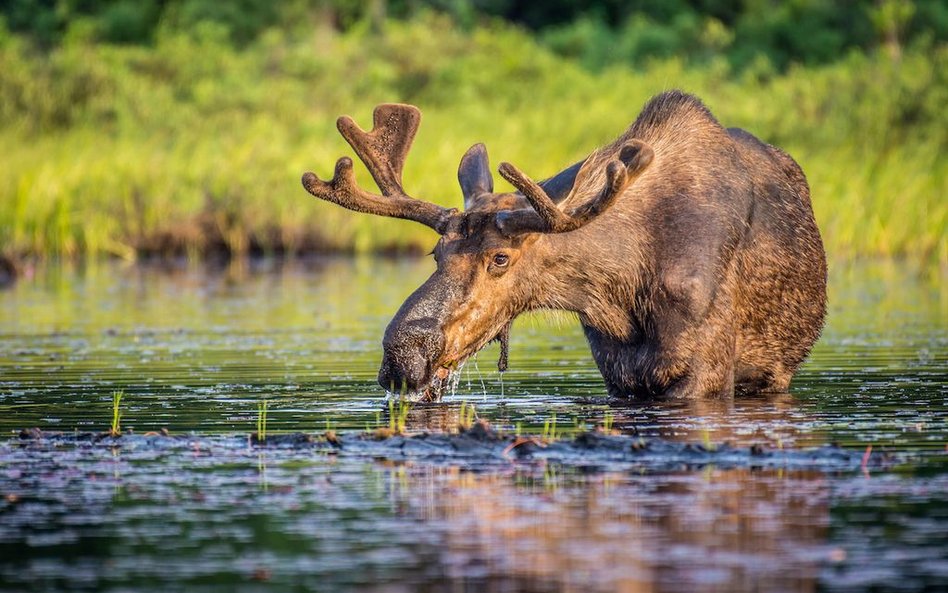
[1,258,946,592]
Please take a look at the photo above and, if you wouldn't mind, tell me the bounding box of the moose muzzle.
[377,317,446,395]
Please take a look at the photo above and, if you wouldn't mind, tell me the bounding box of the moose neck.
[527,227,644,341]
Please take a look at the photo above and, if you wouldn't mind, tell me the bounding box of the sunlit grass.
[387,398,411,435]
[701,427,716,452]
[110,390,124,436]
[458,401,476,430]
[542,413,559,442]
[0,16,944,266]
[600,411,615,434]
[256,400,268,442]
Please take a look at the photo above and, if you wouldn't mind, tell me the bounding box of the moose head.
[302,104,653,401]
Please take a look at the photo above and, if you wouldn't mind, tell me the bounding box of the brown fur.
[305,91,828,398]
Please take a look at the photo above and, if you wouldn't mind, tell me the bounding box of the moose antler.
[302,104,456,234]
[496,140,654,235]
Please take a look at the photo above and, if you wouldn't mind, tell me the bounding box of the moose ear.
[539,159,587,204]
[458,143,493,210]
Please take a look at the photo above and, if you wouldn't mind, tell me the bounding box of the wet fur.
[532,91,827,397]
[376,90,826,398]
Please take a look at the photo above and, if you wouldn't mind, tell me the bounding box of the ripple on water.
[0,258,946,592]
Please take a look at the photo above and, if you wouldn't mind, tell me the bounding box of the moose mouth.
[386,322,511,404]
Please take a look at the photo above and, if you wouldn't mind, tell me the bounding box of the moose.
[302,91,827,400]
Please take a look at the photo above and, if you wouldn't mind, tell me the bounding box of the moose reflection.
[382,463,829,593]
[302,91,826,400]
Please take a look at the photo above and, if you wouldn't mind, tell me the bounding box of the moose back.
[301,91,827,400]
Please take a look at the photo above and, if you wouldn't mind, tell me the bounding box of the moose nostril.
[377,361,403,393]
[377,366,400,393]
[378,318,445,392]
[377,351,427,393]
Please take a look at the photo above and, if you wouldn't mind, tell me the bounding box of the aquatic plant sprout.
[458,401,477,430]
[256,400,268,442]
[110,390,123,436]
[387,398,412,434]
[602,411,614,433]
[542,413,559,442]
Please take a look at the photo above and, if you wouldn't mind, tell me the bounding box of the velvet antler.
[496,140,654,235]
[302,104,456,234]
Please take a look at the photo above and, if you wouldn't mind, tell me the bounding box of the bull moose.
[301,91,827,400]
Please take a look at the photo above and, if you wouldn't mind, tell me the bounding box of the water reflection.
[371,462,828,593]
[608,393,822,447]
[0,434,866,593]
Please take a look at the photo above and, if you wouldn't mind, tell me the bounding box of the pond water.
[1,258,946,592]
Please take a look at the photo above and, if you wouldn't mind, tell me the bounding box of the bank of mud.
[12,421,900,474]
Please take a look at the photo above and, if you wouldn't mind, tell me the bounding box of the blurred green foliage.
[4,0,946,69]
[0,3,944,265]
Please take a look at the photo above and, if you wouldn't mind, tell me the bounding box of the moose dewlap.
[301,90,827,400]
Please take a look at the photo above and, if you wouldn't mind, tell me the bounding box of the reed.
[542,413,559,442]
[387,398,411,435]
[109,390,124,436]
[256,400,268,442]
[601,411,615,434]
[458,401,477,431]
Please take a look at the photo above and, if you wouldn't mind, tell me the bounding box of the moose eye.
[492,253,510,267]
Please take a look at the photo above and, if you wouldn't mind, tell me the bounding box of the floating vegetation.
[13,424,895,473]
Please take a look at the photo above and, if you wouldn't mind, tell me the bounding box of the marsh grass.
[0,16,944,266]
[458,401,477,431]
[597,411,619,436]
[255,400,268,442]
[701,427,717,452]
[109,390,123,436]
[542,413,559,442]
[386,398,411,435]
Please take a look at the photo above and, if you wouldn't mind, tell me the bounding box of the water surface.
[1,258,946,592]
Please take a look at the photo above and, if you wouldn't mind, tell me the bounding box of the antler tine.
[336,104,419,196]
[301,104,456,233]
[497,162,574,231]
[496,140,654,235]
